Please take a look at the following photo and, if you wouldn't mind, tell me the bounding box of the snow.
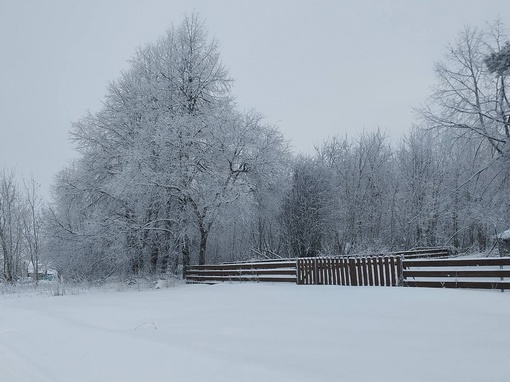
[497,229,510,240]
[1,283,509,382]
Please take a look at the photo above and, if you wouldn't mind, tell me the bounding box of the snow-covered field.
[1,283,509,382]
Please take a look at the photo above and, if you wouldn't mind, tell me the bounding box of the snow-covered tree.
[419,21,509,159]
[46,14,288,278]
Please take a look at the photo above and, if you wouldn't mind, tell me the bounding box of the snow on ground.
[1,283,509,382]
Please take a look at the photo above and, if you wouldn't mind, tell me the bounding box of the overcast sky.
[1,0,509,198]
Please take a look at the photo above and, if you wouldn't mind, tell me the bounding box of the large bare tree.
[419,21,509,158]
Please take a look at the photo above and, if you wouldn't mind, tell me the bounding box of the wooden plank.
[394,247,452,255]
[338,258,344,285]
[187,269,297,277]
[384,257,391,286]
[332,258,340,285]
[187,275,297,283]
[341,258,348,285]
[188,261,296,271]
[367,257,374,286]
[373,257,380,286]
[403,257,510,268]
[403,252,450,259]
[356,258,363,286]
[313,258,319,285]
[396,256,402,286]
[403,269,510,278]
[361,257,368,286]
[327,258,334,285]
[390,256,396,286]
[302,259,310,284]
[404,280,510,290]
[338,258,343,285]
[297,259,303,285]
[378,257,385,286]
[320,258,326,285]
[322,257,330,285]
[309,258,315,284]
[349,258,357,286]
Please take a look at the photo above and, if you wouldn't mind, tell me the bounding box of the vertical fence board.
[317,259,328,285]
[356,258,363,286]
[360,258,366,286]
[367,257,374,286]
[309,259,319,285]
[349,258,357,286]
[333,258,340,285]
[378,257,385,286]
[390,257,396,286]
[384,257,391,286]
[340,258,348,286]
[320,258,325,285]
[327,258,333,285]
[373,257,380,286]
[304,259,309,284]
[314,258,320,285]
[396,256,402,286]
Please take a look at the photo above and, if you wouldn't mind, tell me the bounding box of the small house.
[496,229,510,256]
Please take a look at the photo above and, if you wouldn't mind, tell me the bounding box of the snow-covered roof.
[496,229,510,240]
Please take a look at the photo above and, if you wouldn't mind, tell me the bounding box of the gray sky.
[1,0,509,198]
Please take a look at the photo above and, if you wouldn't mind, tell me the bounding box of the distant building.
[496,229,510,256]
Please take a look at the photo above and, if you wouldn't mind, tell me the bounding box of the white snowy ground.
[1,283,509,382]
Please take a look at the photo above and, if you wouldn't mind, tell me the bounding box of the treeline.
[2,16,510,282]
[0,171,42,282]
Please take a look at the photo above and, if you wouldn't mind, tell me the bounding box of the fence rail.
[391,247,452,259]
[185,261,297,284]
[402,257,510,290]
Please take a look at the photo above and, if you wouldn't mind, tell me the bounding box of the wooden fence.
[186,256,402,287]
[390,247,452,259]
[296,257,401,286]
[402,257,510,290]
[185,261,297,284]
[184,250,510,291]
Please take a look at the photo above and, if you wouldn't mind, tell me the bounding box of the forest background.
[1,14,510,282]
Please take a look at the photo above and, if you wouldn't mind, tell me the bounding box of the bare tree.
[0,170,23,282]
[419,21,509,158]
[21,176,43,282]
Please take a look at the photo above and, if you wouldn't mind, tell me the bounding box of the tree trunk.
[198,226,209,265]
[181,235,190,278]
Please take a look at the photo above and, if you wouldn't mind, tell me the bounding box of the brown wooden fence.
[185,252,510,291]
[296,256,402,286]
[402,257,510,290]
[391,247,452,259]
[185,261,297,284]
[186,256,402,286]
